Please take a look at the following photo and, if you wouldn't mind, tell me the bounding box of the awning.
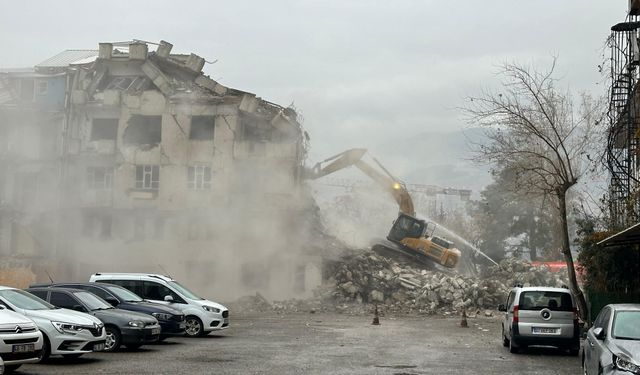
[598,222,640,246]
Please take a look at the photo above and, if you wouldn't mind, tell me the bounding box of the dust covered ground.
[19,310,581,375]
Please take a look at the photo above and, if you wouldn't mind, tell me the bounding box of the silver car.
[499,286,580,355]
[583,304,640,375]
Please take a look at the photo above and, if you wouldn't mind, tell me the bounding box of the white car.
[90,273,229,337]
[0,305,43,372]
[0,286,106,360]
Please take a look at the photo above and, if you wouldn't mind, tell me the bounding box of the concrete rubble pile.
[233,250,570,315]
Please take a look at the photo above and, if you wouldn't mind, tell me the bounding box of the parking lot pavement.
[18,311,581,374]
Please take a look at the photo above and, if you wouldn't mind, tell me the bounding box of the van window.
[99,280,144,297]
[143,281,184,303]
[519,291,573,311]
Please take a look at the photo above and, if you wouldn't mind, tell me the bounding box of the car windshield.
[167,281,203,300]
[519,291,573,311]
[612,311,640,340]
[105,286,143,302]
[74,291,113,310]
[0,289,55,310]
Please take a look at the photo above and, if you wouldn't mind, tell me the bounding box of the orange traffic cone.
[460,308,468,328]
[372,304,380,325]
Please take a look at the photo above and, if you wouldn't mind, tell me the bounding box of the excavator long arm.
[305,148,415,216]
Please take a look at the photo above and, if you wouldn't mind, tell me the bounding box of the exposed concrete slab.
[195,75,228,96]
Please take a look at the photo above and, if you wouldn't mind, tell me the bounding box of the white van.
[89,273,228,337]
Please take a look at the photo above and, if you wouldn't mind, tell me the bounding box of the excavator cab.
[388,213,427,242]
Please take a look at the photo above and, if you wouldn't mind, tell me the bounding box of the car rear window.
[519,291,573,311]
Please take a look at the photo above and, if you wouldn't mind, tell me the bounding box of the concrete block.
[185,53,205,73]
[194,75,227,96]
[102,90,121,106]
[141,61,173,96]
[129,42,148,60]
[98,43,113,59]
[157,40,173,58]
[239,93,258,113]
[124,94,141,109]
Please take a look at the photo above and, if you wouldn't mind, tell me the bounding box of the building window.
[87,167,113,189]
[123,115,162,145]
[135,165,159,190]
[35,80,48,96]
[190,116,215,140]
[187,165,212,190]
[91,118,119,140]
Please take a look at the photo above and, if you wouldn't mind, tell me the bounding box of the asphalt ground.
[15,311,581,374]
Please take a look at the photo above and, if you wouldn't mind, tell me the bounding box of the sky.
[0,0,627,189]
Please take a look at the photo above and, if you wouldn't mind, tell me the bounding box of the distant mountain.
[370,128,492,194]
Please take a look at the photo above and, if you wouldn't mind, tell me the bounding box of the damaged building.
[0,40,321,300]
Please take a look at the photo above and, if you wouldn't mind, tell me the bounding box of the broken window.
[135,165,159,190]
[91,118,119,141]
[87,167,113,189]
[187,165,212,190]
[123,115,161,145]
[189,116,215,140]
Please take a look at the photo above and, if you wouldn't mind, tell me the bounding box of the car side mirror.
[72,305,85,312]
[498,304,506,312]
[105,297,119,306]
[593,327,605,340]
[164,295,174,302]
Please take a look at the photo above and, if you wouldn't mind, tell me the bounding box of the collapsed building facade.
[0,40,321,299]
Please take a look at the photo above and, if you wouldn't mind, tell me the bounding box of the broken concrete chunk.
[195,75,228,96]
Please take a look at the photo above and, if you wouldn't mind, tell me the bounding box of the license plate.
[151,327,161,335]
[93,343,105,352]
[532,327,559,334]
[12,344,34,353]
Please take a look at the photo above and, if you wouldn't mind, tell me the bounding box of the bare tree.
[463,58,603,320]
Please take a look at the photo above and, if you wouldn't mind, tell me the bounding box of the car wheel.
[502,327,509,347]
[38,334,51,362]
[4,364,22,373]
[104,326,122,352]
[185,316,204,337]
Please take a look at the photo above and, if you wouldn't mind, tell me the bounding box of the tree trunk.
[528,207,538,261]
[557,191,589,321]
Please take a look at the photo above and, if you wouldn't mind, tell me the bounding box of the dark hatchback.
[27,287,160,352]
[33,283,185,339]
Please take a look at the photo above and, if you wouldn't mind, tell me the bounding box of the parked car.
[0,304,43,372]
[583,304,640,375]
[498,285,580,355]
[0,286,105,361]
[27,287,161,352]
[31,283,185,339]
[90,273,229,337]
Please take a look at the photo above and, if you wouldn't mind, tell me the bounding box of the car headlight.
[52,321,85,335]
[128,320,144,328]
[203,305,221,313]
[151,313,172,321]
[615,354,640,374]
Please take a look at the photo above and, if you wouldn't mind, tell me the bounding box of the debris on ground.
[231,250,570,316]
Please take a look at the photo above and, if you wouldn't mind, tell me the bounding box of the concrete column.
[98,43,113,59]
[157,40,173,58]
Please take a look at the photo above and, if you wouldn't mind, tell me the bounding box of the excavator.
[304,148,461,269]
